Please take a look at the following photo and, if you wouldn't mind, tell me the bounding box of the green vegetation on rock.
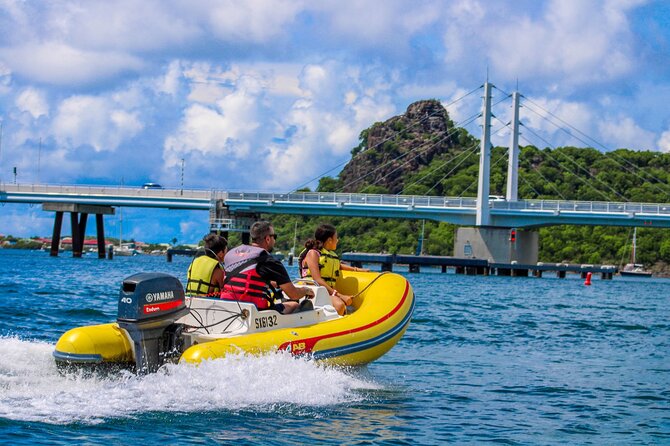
[266,99,670,272]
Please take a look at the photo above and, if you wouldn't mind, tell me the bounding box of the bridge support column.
[556,270,566,278]
[70,212,82,257]
[50,211,64,257]
[43,203,114,258]
[455,227,538,264]
[96,214,106,259]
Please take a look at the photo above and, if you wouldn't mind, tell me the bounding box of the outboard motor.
[117,272,189,374]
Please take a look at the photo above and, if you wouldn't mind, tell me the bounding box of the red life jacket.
[220,245,274,310]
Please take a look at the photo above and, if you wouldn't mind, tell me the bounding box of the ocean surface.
[0,249,668,445]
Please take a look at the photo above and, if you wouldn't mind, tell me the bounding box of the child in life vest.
[298,223,369,315]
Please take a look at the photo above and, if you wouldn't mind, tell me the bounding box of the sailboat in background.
[114,207,139,256]
[620,227,652,277]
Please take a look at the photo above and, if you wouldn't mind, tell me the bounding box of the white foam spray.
[0,336,381,425]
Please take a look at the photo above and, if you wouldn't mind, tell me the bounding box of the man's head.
[203,233,227,260]
[250,221,277,252]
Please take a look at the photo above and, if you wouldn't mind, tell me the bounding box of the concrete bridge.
[2,82,668,263]
[2,183,669,229]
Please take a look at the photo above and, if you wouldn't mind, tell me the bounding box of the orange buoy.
[584,272,592,286]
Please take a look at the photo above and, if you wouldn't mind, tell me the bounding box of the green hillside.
[264,101,670,273]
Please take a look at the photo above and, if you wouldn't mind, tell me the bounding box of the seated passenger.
[299,223,369,315]
[221,221,314,314]
[186,234,227,296]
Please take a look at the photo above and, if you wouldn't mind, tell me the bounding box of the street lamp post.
[180,158,184,196]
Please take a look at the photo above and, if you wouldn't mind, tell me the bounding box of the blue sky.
[1,0,669,243]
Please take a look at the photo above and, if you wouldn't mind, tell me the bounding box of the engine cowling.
[117,272,189,373]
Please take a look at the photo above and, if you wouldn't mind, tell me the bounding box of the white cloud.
[15,88,48,119]
[154,61,183,97]
[206,0,304,42]
[0,207,55,238]
[52,95,144,152]
[0,61,11,95]
[658,130,670,153]
[442,0,640,86]
[598,116,656,150]
[54,0,199,52]
[260,62,397,189]
[163,75,264,166]
[520,96,594,146]
[314,0,439,48]
[0,42,144,86]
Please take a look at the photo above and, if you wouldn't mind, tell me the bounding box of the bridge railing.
[226,191,479,208]
[513,200,670,215]
[0,183,211,200]
[226,191,670,216]
[4,183,670,216]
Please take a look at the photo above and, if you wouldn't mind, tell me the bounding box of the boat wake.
[0,336,378,425]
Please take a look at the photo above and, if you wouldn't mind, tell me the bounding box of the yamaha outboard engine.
[117,272,189,374]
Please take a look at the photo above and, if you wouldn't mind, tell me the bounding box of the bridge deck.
[2,183,670,228]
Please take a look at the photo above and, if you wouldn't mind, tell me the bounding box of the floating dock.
[342,253,617,279]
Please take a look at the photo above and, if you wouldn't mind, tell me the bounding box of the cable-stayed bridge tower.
[456,82,538,264]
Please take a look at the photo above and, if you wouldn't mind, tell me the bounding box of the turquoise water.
[0,249,668,444]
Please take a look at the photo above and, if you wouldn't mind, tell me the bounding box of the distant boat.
[114,243,140,257]
[621,228,652,277]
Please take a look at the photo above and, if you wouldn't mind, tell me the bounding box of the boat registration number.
[254,315,278,329]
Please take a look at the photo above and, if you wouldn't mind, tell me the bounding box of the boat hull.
[53,271,414,370]
[620,271,652,278]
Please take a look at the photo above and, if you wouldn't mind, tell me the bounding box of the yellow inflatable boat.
[53,270,414,373]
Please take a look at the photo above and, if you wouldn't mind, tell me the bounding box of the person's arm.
[210,266,225,294]
[279,282,314,301]
[258,255,314,301]
[305,250,334,294]
[341,264,370,272]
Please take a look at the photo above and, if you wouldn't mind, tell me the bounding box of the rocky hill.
[337,100,459,194]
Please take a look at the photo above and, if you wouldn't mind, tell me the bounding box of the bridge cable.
[456,146,509,198]
[490,116,567,200]
[520,124,627,202]
[454,122,513,198]
[494,84,668,198]
[351,92,513,194]
[334,90,486,192]
[423,142,482,196]
[288,85,484,193]
[521,96,670,198]
[336,111,482,193]
[398,139,481,195]
[518,172,548,199]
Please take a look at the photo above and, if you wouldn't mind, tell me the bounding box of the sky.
[0,0,669,243]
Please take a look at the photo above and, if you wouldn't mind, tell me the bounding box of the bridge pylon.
[475,82,493,226]
[506,91,520,201]
[42,203,114,258]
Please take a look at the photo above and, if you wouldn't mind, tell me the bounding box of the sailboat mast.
[632,227,637,264]
[119,208,123,248]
